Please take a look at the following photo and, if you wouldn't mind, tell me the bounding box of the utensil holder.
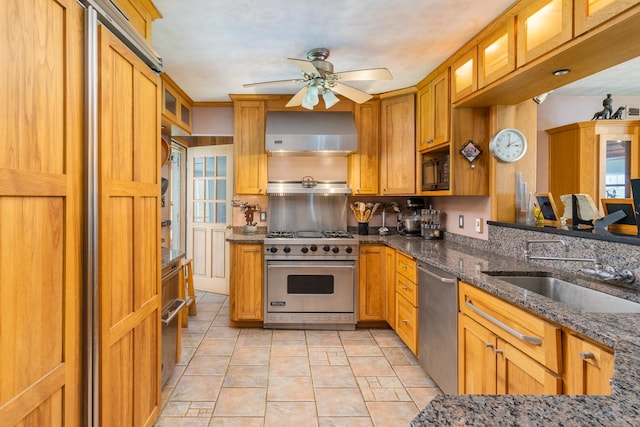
[358,222,369,235]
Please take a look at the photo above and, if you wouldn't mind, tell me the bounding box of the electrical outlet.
[475,217,483,233]
[260,211,267,222]
[458,215,464,229]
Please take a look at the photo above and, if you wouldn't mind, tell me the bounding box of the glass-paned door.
[187,144,233,294]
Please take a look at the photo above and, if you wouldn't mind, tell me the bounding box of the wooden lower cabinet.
[497,338,562,394]
[396,293,418,355]
[358,244,387,321]
[565,334,614,395]
[394,250,418,354]
[385,247,397,329]
[229,243,263,322]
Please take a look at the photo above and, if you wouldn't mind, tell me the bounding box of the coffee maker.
[397,198,425,236]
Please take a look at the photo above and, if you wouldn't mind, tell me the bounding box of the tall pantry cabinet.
[0,1,163,426]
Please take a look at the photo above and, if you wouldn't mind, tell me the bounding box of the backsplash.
[445,223,640,290]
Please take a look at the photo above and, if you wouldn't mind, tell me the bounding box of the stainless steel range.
[264,229,359,330]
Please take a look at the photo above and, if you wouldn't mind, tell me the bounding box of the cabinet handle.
[401,265,408,269]
[402,319,409,324]
[402,286,409,291]
[465,299,542,346]
[580,352,595,360]
[485,343,494,349]
[493,348,504,355]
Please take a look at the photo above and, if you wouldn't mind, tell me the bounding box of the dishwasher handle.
[417,263,456,283]
[465,299,542,346]
[161,299,186,326]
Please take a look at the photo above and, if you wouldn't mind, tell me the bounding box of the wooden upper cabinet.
[350,99,380,195]
[516,0,573,67]
[478,19,515,88]
[452,47,477,102]
[574,0,640,36]
[233,100,267,195]
[417,69,450,151]
[162,74,193,134]
[113,0,162,42]
[380,92,416,195]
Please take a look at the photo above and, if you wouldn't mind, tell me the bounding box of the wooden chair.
[179,258,197,327]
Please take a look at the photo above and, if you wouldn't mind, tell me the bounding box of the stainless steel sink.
[485,274,640,313]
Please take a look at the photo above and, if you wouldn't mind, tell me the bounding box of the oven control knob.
[301,247,309,253]
[310,245,318,252]
[269,247,278,253]
[345,246,353,254]
[323,245,331,252]
[283,246,291,253]
[331,246,339,254]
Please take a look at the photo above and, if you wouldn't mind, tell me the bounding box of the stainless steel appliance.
[264,230,358,329]
[398,198,425,236]
[418,262,458,394]
[421,152,450,191]
[421,207,444,239]
[160,253,186,387]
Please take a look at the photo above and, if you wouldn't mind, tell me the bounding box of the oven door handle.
[267,263,355,269]
[161,299,186,326]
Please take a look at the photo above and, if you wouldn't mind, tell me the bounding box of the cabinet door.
[395,293,418,355]
[98,24,163,426]
[431,69,451,147]
[233,101,267,195]
[230,243,263,321]
[565,334,613,395]
[575,0,640,36]
[478,20,515,88]
[163,82,179,123]
[452,47,477,102]
[516,0,572,67]
[385,247,397,329]
[496,339,562,395]
[380,93,416,194]
[0,0,84,425]
[458,315,497,394]
[358,244,386,321]
[350,100,380,195]
[417,83,434,151]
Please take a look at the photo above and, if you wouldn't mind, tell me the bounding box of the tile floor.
[156,291,442,426]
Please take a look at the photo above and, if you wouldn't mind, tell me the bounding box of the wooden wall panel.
[0,0,83,425]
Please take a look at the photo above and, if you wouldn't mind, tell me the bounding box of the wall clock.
[489,128,527,162]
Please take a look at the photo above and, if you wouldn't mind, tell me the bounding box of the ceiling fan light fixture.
[322,89,340,109]
[302,84,320,109]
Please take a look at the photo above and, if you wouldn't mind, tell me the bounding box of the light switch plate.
[458,215,464,229]
[475,217,482,233]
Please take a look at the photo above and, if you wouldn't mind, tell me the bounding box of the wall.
[432,196,491,239]
[192,106,234,135]
[536,94,640,191]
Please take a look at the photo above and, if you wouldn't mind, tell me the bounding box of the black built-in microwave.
[421,153,450,191]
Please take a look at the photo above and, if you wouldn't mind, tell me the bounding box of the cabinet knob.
[580,352,595,360]
[402,286,409,291]
[401,319,409,324]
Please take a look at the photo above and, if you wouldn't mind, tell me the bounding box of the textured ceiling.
[150,1,640,103]
[151,0,516,102]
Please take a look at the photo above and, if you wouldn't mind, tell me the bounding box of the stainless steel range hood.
[265,111,358,155]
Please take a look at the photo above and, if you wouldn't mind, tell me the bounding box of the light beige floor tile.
[171,375,223,402]
[393,365,437,387]
[190,310,217,321]
[365,401,420,427]
[154,417,211,426]
[211,316,232,326]
[236,329,273,347]
[318,417,374,427]
[185,401,215,417]
[348,357,395,377]
[314,388,368,417]
[184,319,212,334]
[308,347,348,366]
[178,346,198,366]
[270,340,308,357]
[230,347,270,366]
[213,387,267,417]
[267,376,315,401]
[182,331,206,347]
[381,347,419,366]
[370,329,406,348]
[184,355,230,376]
[196,338,237,356]
[356,376,411,402]
[273,329,306,341]
[406,387,442,409]
[265,402,318,427]
[338,330,375,344]
[223,365,268,387]
[205,326,239,339]
[209,417,264,427]
[342,343,383,357]
[166,364,186,388]
[306,331,342,347]
[159,401,190,417]
[269,356,310,377]
[311,365,357,388]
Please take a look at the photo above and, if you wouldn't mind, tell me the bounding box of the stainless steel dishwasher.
[417,262,457,394]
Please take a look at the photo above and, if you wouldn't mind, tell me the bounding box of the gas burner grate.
[267,230,294,238]
[323,230,353,239]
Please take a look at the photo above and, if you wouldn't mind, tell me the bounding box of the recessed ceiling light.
[552,69,570,76]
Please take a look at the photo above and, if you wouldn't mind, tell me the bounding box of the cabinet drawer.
[396,251,417,282]
[459,281,561,373]
[396,274,417,306]
[395,293,418,355]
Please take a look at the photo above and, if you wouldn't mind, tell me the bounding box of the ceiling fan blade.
[329,82,373,104]
[332,68,393,81]
[285,86,308,107]
[288,58,321,77]
[243,78,305,88]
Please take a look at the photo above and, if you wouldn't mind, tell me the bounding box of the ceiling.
[150,0,516,103]
[150,0,640,104]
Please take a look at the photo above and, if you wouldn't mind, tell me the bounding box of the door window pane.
[193,202,205,223]
[216,202,226,223]
[207,202,215,223]
[206,157,216,177]
[217,179,227,200]
[194,179,205,200]
[207,180,216,200]
[217,156,227,177]
[194,157,204,177]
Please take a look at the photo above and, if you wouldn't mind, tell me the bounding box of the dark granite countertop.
[161,247,185,269]
[226,231,640,425]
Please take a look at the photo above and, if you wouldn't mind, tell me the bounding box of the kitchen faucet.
[524,239,636,284]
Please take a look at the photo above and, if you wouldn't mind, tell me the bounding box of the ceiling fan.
[243,48,393,110]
